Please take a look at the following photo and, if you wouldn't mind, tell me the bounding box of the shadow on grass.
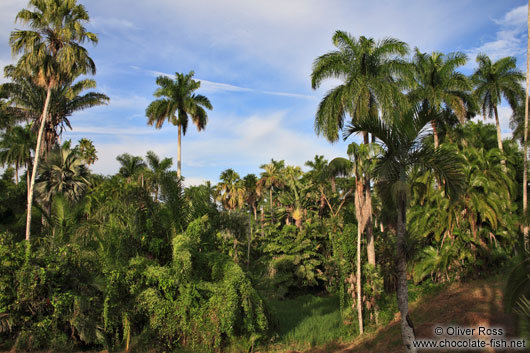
[265,294,357,351]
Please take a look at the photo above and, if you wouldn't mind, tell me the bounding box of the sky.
[0,0,528,185]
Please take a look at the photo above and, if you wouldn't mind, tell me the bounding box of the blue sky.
[0,0,528,185]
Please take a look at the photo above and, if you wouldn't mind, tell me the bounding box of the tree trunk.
[177,124,182,178]
[396,198,416,352]
[269,188,274,223]
[356,223,364,335]
[15,164,19,185]
[260,207,264,237]
[247,211,252,271]
[523,0,530,253]
[431,120,439,150]
[26,164,30,195]
[365,183,376,266]
[25,87,52,242]
[493,105,506,165]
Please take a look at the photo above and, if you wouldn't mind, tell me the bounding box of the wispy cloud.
[68,126,159,136]
[148,69,315,99]
[466,4,527,65]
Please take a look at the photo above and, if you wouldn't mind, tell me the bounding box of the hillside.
[286,277,522,353]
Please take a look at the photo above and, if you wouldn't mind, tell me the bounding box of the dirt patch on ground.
[295,277,521,353]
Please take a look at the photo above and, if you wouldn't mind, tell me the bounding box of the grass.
[264,294,356,351]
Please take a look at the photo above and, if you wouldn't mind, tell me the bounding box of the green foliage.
[137,216,268,352]
[262,224,327,297]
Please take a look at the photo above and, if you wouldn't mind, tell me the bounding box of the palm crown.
[311,31,409,142]
[472,54,524,157]
[146,71,212,177]
[407,49,471,148]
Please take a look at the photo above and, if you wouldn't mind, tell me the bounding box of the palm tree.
[407,49,471,149]
[258,159,285,223]
[145,71,212,178]
[116,153,147,184]
[9,0,99,241]
[216,168,245,211]
[77,138,98,166]
[0,125,35,186]
[311,31,409,143]
[145,151,173,201]
[242,173,259,269]
[311,31,408,265]
[36,143,90,206]
[345,105,464,352]
[3,70,109,153]
[472,54,524,162]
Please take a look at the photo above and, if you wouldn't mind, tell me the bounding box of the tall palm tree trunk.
[356,222,364,335]
[431,120,439,149]
[365,178,376,266]
[431,120,444,190]
[15,162,19,185]
[397,196,416,353]
[493,106,506,165]
[247,211,252,270]
[177,124,182,178]
[25,87,52,242]
[362,131,376,265]
[269,188,274,222]
[523,0,530,253]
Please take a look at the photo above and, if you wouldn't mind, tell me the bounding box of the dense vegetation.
[1,1,530,352]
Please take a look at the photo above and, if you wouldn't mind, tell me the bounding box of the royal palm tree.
[311,32,408,265]
[472,54,524,162]
[345,105,464,352]
[311,31,409,142]
[407,49,471,149]
[0,125,35,186]
[145,71,212,178]
[9,0,98,241]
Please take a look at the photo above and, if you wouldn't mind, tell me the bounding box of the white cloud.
[149,69,315,98]
[183,110,350,171]
[466,4,527,66]
[472,104,514,139]
[183,177,209,187]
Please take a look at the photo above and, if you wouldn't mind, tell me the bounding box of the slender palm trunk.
[397,197,416,353]
[15,162,19,185]
[365,178,376,266]
[25,87,52,242]
[177,124,182,178]
[431,120,444,190]
[356,223,364,335]
[362,132,376,265]
[431,120,439,149]
[523,0,530,253]
[247,211,252,271]
[26,163,30,195]
[493,105,506,165]
[260,206,265,237]
[269,188,274,223]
